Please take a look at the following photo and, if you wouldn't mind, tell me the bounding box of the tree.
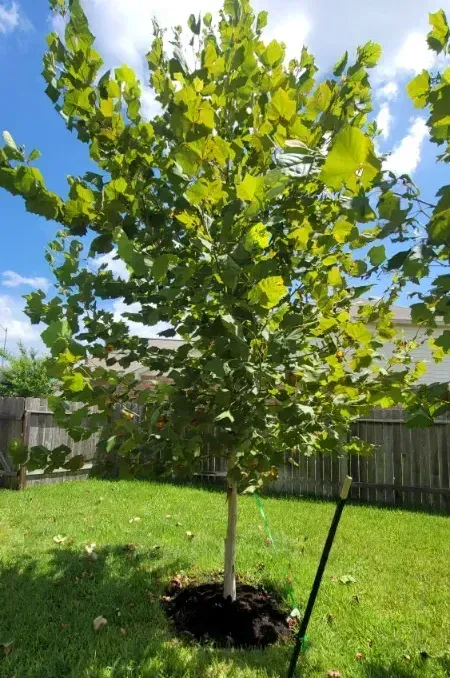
[379,9,450,426]
[0,342,55,397]
[1,0,425,600]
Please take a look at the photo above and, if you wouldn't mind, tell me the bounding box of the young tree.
[381,10,450,425]
[0,342,55,397]
[1,0,424,600]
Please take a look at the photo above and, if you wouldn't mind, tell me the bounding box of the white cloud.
[94,251,129,280]
[376,103,393,140]
[0,1,19,34]
[384,117,428,175]
[0,294,43,350]
[1,270,49,291]
[376,81,399,101]
[393,31,436,75]
[263,13,311,63]
[112,299,172,338]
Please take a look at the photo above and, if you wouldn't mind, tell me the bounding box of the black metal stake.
[287,475,353,678]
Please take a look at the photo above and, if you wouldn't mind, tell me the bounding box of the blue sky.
[0,0,449,352]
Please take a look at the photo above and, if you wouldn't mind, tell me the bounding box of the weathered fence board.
[0,399,449,510]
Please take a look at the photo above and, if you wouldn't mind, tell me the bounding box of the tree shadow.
[0,544,295,678]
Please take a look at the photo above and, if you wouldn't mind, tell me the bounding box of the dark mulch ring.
[163,580,293,648]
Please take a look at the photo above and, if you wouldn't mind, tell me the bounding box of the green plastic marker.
[287,476,353,678]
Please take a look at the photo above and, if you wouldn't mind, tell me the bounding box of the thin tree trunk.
[223,470,238,601]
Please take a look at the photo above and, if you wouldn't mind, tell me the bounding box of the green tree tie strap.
[254,493,297,611]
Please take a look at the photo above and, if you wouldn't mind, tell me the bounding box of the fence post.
[18,405,29,490]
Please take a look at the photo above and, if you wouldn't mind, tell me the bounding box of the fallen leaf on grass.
[355,652,365,661]
[185,531,194,540]
[84,543,98,560]
[129,517,141,523]
[129,601,135,607]
[351,595,361,605]
[264,537,273,547]
[93,616,107,632]
[165,514,172,519]
[327,614,334,625]
[53,535,67,545]
[120,628,127,638]
[327,671,341,678]
[124,543,137,552]
[0,641,14,656]
[60,623,68,629]
[330,576,338,583]
[339,574,356,585]
[403,654,411,661]
[168,576,182,593]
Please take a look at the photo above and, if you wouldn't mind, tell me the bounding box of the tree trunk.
[223,473,238,601]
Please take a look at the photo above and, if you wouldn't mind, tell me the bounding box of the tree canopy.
[1,0,447,598]
[0,342,55,398]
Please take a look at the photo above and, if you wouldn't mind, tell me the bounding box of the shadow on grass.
[0,544,296,678]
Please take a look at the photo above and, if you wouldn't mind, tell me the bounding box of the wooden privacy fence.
[0,397,100,489]
[0,398,449,510]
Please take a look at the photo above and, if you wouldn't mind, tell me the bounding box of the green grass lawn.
[0,480,449,678]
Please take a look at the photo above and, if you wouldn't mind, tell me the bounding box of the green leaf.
[427,9,449,53]
[45,83,60,103]
[2,130,17,151]
[244,222,270,251]
[152,254,172,281]
[434,330,450,352]
[236,174,262,201]
[333,51,348,76]
[115,65,136,85]
[205,358,225,377]
[25,190,60,220]
[410,303,434,325]
[115,229,147,277]
[332,219,355,244]
[215,410,234,423]
[220,256,241,290]
[256,10,268,31]
[248,276,288,309]
[64,454,85,471]
[28,149,41,162]
[8,439,28,465]
[368,245,386,265]
[15,166,45,196]
[406,407,434,428]
[63,372,88,392]
[387,249,410,270]
[267,88,296,122]
[344,322,372,345]
[261,40,284,68]
[188,13,201,35]
[41,320,71,350]
[357,41,382,68]
[327,267,343,287]
[407,71,430,108]
[203,12,212,27]
[106,435,118,453]
[320,126,379,190]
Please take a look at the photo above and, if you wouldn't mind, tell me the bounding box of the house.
[109,307,450,386]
